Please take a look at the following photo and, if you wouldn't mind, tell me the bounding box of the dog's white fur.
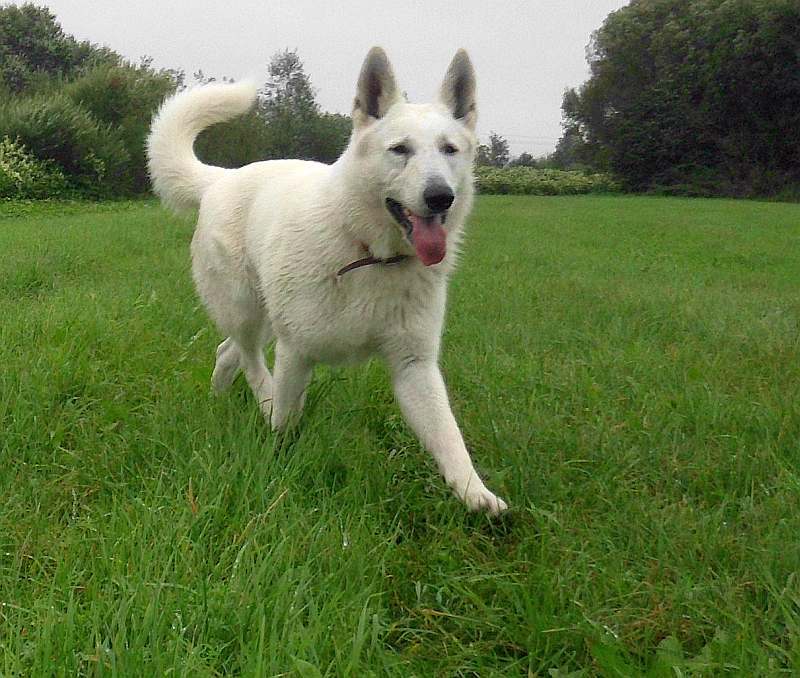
[147,47,507,514]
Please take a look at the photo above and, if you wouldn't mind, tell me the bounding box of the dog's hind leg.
[209,319,273,416]
[211,337,241,393]
[198,272,274,415]
[193,236,274,416]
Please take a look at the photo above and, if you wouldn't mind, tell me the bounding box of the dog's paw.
[211,338,241,393]
[463,486,508,516]
[449,474,508,516]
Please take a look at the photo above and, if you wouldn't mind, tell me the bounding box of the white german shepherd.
[147,47,507,514]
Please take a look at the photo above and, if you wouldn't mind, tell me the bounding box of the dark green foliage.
[0,4,175,197]
[257,48,350,163]
[0,136,69,199]
[312,113,353,164]
[562,0,800,197]
[195,111,274,168]
[196,50,351,168]
[507,151,537,168]
[0,93,129,197]
[476,131,510,167]
[0,3,116,93]
[64,63,176,192]
[256,49,325,161]
[0,12,350,197]
[549,126,593,171]
[195,109,351,169]
[475,166,620,195]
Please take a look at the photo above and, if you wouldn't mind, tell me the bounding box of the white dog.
[147,47,507,514]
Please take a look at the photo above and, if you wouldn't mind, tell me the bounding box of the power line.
[480,134,561,142]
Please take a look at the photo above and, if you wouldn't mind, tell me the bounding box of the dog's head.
[345,47,477,266]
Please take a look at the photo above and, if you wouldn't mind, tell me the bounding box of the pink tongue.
[408,214,447,266]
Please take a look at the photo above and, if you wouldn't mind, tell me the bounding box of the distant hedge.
[475,167,620,195]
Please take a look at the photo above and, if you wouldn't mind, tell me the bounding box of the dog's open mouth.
[386,198,447,266]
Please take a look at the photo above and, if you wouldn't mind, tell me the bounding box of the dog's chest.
[267,266,442,364]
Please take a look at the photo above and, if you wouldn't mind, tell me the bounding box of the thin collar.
[337,243,410,276]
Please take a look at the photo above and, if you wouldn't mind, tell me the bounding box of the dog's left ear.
[353,47,400,128]
[439,49,477,130]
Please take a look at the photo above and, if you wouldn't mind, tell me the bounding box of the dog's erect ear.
[352,47,400,127]
[439,49,477,130]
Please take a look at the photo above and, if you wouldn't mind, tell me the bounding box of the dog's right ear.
[352,47,400,128]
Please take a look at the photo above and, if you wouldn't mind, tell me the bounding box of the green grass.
[1,195,800,675]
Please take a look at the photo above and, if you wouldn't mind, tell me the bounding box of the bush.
[0,136,68,199]
[0,4,118,94]
[0,92,129,197]
[475,166,620,195]
[195,110,274,168]
[64,64,176,192]
[196,108,351,168]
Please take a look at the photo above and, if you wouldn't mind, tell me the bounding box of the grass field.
[2,195,800,675]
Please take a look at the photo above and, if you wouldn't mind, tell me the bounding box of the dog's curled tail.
[147,81,257,212]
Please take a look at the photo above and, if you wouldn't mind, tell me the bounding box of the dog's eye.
[442,143,459,155]
[389,143,410,156]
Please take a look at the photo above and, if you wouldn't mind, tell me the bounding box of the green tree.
[475,143,491,167]
[311,112,352,163]
[258,49,322,160]
[0,92,129,196]
[476,132,510,168]
[64,61,177,192]
[0,5,181,196]
[489,132,510,167]
[260,50,318,118]
[0,3,116,94]
[508,151,537,168]
[562,0,800,196]
[197,50,350,168]
[550,125,593,170]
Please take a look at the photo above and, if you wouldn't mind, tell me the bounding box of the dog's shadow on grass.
[388,494,530,555]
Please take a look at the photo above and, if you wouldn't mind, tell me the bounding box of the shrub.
[475,166,620,195]
[0,92,129,197]
[196,109,351,168]
[195,110,274,168]
[0,136,68,199]
[64,64,176,192]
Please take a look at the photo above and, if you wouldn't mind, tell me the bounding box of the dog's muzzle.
[385,198,448,266]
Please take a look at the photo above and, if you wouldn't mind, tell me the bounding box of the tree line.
[0,4,351,199]
[0,3,602,202]
[475,132,581,170]
[558,0,800,198]
[2,2,797,200]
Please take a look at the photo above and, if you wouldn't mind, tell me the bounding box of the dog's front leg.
[391,357,507,515]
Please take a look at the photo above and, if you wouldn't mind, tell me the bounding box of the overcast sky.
[37,0,628,156]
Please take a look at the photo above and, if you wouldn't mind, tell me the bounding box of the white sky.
[36,0,629,156]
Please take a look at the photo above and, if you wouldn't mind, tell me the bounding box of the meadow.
[1,195,800,675]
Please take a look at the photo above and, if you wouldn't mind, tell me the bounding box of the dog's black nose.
[424,184,455,213]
